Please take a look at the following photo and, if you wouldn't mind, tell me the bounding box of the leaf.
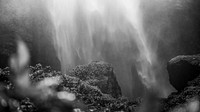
[10,40,30,73]
[17,40,30,69]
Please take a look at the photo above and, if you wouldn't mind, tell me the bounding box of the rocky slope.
[0,62,138,112]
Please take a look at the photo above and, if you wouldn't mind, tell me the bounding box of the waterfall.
[44,0,157,97]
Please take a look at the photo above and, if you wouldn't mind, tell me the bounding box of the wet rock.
[0,9,60,70]
[0,33,16,68]
[167,55,200,91]
[69,61,122,98]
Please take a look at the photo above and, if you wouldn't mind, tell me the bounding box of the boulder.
[69,61,122,98]
[167,55,200,91]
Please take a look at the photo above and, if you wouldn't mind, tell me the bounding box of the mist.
[0,0,199,99]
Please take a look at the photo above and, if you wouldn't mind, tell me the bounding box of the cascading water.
[44,0,158,97]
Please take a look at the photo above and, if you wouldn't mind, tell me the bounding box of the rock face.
[0,2,60,70]
[167,55,200,91]
[69,61,122,98]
